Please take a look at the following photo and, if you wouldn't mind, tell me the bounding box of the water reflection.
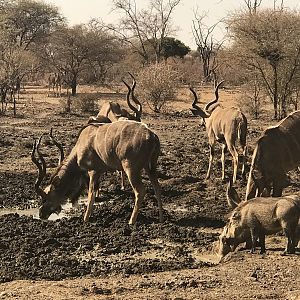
[0,202,73,220]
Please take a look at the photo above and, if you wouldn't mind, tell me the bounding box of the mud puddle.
[0,202,74,220]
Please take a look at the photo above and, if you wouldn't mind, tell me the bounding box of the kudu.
[31,121,163,225]
[190,81,247,183]
[88,72,142,124]
[245,110,300,200]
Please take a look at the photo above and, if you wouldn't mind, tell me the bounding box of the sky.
[44,0,300,50]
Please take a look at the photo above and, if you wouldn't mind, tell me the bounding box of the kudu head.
[31,129,66,219]
[122,72,142,121]
[189,80,225,124]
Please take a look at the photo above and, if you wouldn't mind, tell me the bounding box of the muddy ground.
[0,86,299,299]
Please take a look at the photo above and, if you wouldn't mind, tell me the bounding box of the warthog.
[218,181,300,258]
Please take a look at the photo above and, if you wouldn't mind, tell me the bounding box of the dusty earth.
[0,85,299,299]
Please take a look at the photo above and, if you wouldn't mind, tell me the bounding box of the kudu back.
[246,110,300,199]
[190,81,247,183]
[32,121,163,225]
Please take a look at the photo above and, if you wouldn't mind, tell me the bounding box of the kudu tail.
[148,133,160,175]
[238,114,247,148]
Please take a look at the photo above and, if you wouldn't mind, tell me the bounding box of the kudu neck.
[50,153,83,196]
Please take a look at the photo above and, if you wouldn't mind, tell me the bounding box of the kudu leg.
[241,145,247,179]
[120,170,125,190]
[272,177,285,197]
[123,165,146,225]
[228,145,238,184]
[221,144,227,181]
[206,145,214,180]
[84,171,99,223]
[145,168,163,223]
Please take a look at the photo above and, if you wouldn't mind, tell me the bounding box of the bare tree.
[239,75,266,119]
[0,0,62,115]
[228,8,300,119]
[192,12,224,82]
[243,0,263,14]
[110,0,180,63]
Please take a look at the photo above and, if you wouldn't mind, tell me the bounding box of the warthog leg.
[250,228,259,254]
[282,224,297,254]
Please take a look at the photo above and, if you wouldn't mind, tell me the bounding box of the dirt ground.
[0,85,299,300]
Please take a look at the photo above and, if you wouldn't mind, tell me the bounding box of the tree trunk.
[281,95,287,118]
[273,65,278,119]
[71,76,77,96]
[13,93,16,117]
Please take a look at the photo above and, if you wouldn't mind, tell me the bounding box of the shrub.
[137,63,179,113]
[58,95,72,113]
[72,94,98,113]
[238,80,266,119]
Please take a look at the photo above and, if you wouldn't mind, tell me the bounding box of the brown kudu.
[245,110,300,200]
[31,121,163,225]
[190,81,247,183]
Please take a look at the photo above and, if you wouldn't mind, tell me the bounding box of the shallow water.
[0,203,73,220]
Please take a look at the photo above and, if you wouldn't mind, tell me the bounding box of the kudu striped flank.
[31,121,163,225]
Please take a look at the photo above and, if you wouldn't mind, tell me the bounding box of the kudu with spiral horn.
[190,81,247,183]
[31,121,163,225]
[88,72,142,124]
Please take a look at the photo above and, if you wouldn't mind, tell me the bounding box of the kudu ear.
[226,180,241,208]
